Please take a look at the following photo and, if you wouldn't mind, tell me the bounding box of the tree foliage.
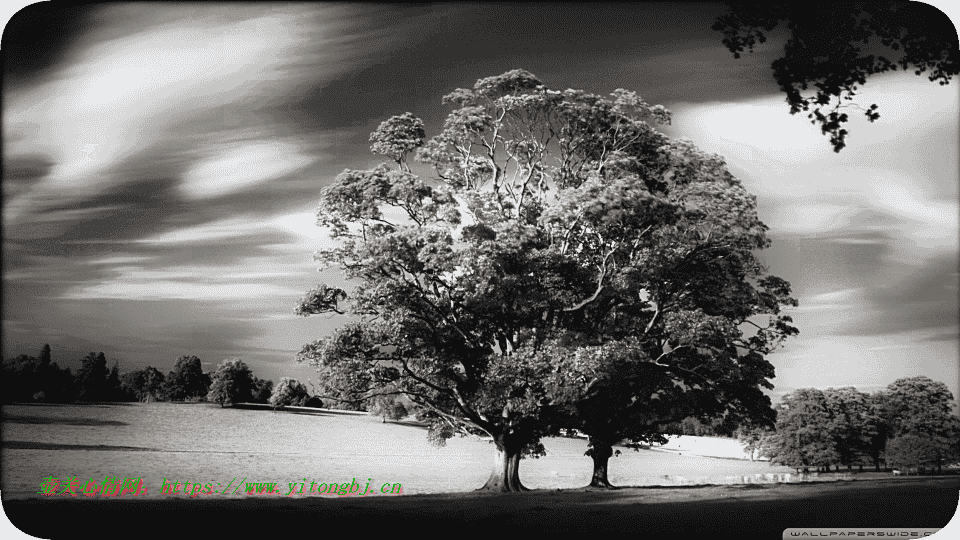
[295,69,795,491]
[760,378,960,472]
[206,358,255,407]
[120,366,166,403]
[164,355,209,401]
[822,387,877,469]
[76,352,109,402]
[876,376,960,472]
[712,2,959,152]
[367,389,410,422]
[764,388,840,471]
[885,432,957,474]
[269,377,311,409]
[1,345,77,403]
[735,424,776,462]
[251,376,274,404]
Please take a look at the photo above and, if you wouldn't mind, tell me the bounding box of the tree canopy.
[164,355,209,401]
[296,69,796,491]
[877,376,960,472]
[712,2,959,152]
[757,377,960,473]
[206,358,255,407]
[269,377,311,409]
[76,352,109,402]
[251,376,274,404]
[764,388,840,472]
[2,344,77,403]
[120,366,166,403]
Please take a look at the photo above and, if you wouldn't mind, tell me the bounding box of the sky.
[2,2,958,409]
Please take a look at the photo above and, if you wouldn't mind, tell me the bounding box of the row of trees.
[663,415,741,438]
[2,345,125,403]
[1,347,271,406]
[738,376,960,474]
[296,69,799,491]
[3,345,411,415]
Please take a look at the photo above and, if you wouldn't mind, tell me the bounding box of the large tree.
[877,376,960,473]
[538,127,794,486]
[206,358,255,407]
[764,388,840,473]
[296,69,793,492]
[120,366,166,403]
[76,352,109,402]
[251,376,274,404]
[864,391,892,471]
[712,2,959,152]
[164,355,209,401]
[822,387,876,471]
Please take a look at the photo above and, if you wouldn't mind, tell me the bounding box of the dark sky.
[2,2,958,406]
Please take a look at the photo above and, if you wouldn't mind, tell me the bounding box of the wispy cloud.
[179,139,316,200]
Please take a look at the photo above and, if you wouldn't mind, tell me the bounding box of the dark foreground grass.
[4,477,958,538]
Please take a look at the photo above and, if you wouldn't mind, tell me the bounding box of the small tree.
[367,388,409,422]
[736,424,776,462]
[206,358,255,407]
[120,370,146,401]
[269,377,310,409]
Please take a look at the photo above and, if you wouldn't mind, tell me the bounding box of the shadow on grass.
[5,477,957,537]
[2,441,160,451]
[1,414,128,426]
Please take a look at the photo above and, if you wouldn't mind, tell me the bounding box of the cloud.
[179,140,315,200]
[60,261,306,301]
[4,7,309,216]
[133,218,271,245]
[796,288,864,310]
[86,256,154,265]
[63,280,301,301]
[1,3,371,234]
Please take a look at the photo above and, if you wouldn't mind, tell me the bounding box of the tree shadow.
[2,414,128,426]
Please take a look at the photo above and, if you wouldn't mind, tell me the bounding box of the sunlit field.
[4,402,958,537]
[0,402,805,499]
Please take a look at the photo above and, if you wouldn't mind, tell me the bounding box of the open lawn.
[3,403,958,538]
[2,403,804,498]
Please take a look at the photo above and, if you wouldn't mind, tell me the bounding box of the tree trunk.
[588,439,616,489]
[478,432,529,492]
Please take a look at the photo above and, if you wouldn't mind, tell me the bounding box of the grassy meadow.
[2,402,958,537]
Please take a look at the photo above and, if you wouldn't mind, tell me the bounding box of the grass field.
[5,477,958,538]
[3,403,958,538]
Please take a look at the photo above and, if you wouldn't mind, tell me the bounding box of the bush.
[269,377,310,409]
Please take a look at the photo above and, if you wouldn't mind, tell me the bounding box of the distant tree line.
[660,415,741,438]
[736,376,960,474]
[2,345,278,406]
